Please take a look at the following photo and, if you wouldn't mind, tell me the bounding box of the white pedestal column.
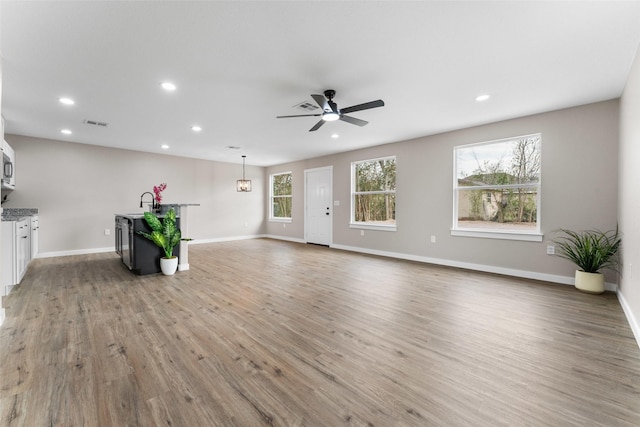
[178,206,190,271]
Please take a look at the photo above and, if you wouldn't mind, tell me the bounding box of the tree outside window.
[351,157,396,227]
[270,172,292,219]
[454,134,541,234]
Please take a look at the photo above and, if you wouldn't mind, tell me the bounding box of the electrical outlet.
[430,235,436,243]
[104,228,110,236]
[546,245,555,255]
[360,230,365,236]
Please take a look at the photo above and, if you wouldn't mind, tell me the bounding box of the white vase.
[574,270,605,294]
[160,256,178,276]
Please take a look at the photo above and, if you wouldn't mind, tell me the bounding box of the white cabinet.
[1,218,31,294]
[30,215,39,259]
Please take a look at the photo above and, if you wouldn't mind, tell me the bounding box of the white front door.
[305,166,333,245]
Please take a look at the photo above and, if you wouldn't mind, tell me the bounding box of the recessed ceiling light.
[61,129,72,135]
[161,82,176,91]
[331,134,339,139]
[161,144,170,149]
[59,97,75,105]
[191,125,202,132]
[475,94,490,102]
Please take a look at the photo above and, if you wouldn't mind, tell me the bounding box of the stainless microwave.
[2,140,15,190]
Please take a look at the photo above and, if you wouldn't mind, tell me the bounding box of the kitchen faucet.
[140,191,157,210]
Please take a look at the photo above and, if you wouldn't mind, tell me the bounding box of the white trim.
[329,243,620,291]
[264,234,306,244]
[187,234,265,245]
[349,223,397,232]
[269,218,292,223]
[37,246,115,258]
[36,235,268,257]
[617,291,640,350]
[451,229,543,242]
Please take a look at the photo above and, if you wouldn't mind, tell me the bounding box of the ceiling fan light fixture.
[322,112,340,122]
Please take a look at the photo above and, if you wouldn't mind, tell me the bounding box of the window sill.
[269,218,292,223]
[451,228,543,242]
[350,223,397,232]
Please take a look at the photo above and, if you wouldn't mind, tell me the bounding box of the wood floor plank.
[1,238,640,426]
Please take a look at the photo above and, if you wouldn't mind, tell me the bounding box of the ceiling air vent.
[83,119,108,127]
[294,101,319,112]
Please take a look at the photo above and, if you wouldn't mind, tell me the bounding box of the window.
[270,172,292,221]
[351,156,396,230]
[453,134,542,241]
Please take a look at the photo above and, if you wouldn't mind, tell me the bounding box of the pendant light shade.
[237,155,252,192]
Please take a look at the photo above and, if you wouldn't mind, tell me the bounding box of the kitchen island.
[114,213,180,275]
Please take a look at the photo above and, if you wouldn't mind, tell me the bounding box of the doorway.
[304,166,333,245]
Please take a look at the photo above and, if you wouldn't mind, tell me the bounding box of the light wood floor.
[1,239,640,426]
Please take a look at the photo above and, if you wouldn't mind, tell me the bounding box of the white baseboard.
[36,235,269,258]
[329,243,619,289]
[617,291,640,350]
[37,246,115,258]
[187,234,266,244]
[263,234,306,244]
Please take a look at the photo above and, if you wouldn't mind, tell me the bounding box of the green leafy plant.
[137,208,181,258]
[553,226,621,274]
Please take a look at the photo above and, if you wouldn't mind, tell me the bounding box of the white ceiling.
[2,1,640,167]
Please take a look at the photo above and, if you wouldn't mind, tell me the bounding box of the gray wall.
[619,44,640,341]
[266,100,619,282]
[3,135,265,255]
[3,100,623,286]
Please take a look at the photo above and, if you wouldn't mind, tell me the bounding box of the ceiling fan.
[277,89,385,132]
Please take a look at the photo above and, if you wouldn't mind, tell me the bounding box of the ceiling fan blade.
[340,115,368,127]
[309,119,326,132]
[340,99,385,114]
[311,94,330,111]
[277,114,322,118]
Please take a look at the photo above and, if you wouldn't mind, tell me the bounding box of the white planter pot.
[160,256,178,276]
[574,270,605,294]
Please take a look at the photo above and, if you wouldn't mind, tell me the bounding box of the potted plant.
[553,226,621,294]
[137,207,181,275]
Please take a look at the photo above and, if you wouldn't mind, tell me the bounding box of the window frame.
[350,156,397,232]
[269,171,292,223]
[452,134,543,242]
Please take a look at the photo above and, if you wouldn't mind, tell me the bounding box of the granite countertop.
[115,213,147,219]
[1,208,39,222]
[115,213,179,219]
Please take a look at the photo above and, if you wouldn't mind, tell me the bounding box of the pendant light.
[236,155,252,192]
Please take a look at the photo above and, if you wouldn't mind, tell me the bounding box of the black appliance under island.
[115,214,180,275]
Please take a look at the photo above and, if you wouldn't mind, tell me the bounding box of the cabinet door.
[30,216,39,259]
[1,221,16,292]
[16,219,29,282]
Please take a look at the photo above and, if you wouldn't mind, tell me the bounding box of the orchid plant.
[153,183,167,205]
